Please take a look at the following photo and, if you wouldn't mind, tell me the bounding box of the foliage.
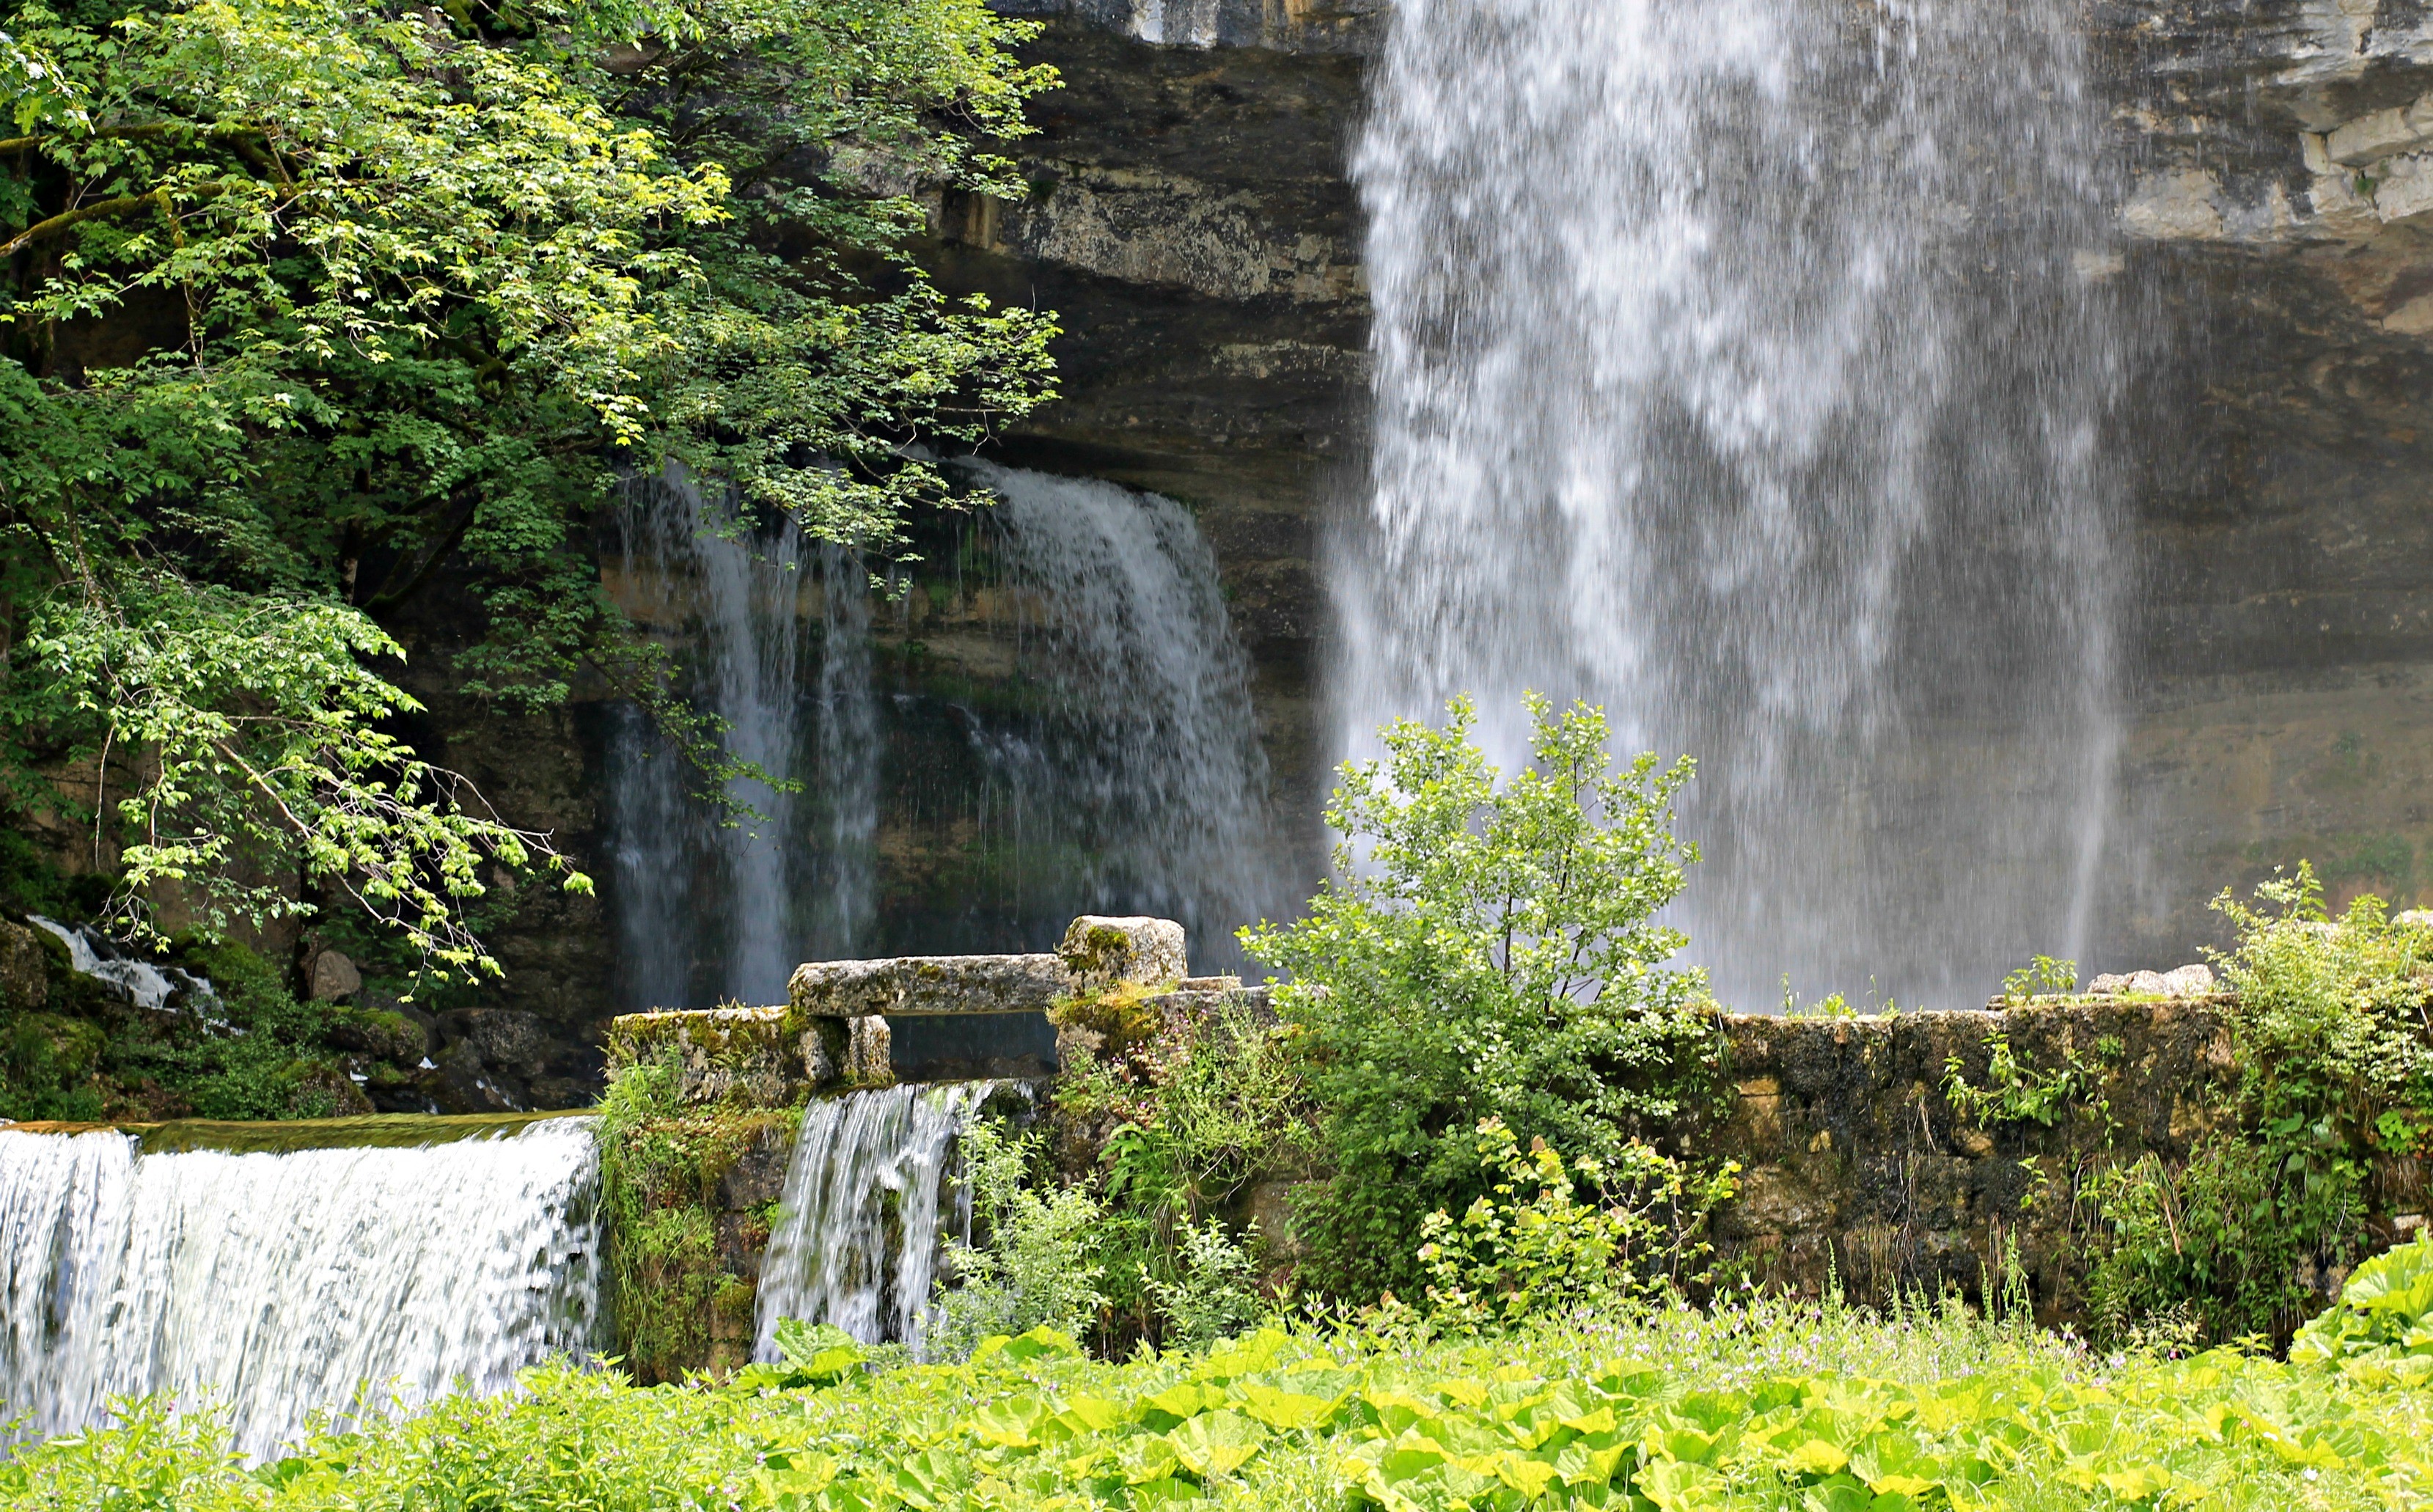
[1417,1118,1735,1329]
[1242,694,1720,1302]
[595,1048,796,1380]
[934,1118,1107,1359]
[1049,990,1313,1348]
[0,931,405,1120]
[1999,955,2078,1002]
[2291,1232,2433,1383]
[728,1319,872,1393]
[2088,867,2433,1344]
[12,1302,2433,1512]
[0,0,1059,971]
[1142,1215,1266,1351]
[1940,1034,2090,1131]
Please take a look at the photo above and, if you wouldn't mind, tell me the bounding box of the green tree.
[1242,694,1720,1301]
[0,0,1057,974]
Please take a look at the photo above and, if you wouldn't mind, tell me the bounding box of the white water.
[949,460,1277,963]
[28,916,221,1019]
[605,469,878,1008]
[0,1121,603,1459]
[753,1082,999,1360]
[1339,0,2126,1007]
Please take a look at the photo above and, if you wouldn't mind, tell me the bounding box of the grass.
[10,1292,2429,1511]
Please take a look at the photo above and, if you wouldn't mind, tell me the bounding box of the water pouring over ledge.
[1335,0,2129,1008]
[0,1118,603,1461]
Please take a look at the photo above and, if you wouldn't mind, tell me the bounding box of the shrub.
[1242,694,1720,1301]
[935,1120,1107,1359]
[2089,867,2433,1343]
[1417,1118,1733,1328]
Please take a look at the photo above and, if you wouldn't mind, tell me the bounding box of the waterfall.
[604,469,878,1008]
[944,459,1277,964]
[752,1082,999,1360]
[1340,0,2126,1006]
[0,1120,603,1460]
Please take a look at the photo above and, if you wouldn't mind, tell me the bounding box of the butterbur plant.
[1417,1117,1734,1328]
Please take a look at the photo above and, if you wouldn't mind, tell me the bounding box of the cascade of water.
[27,916,221,1018]
[0,1120,603,1460]
[1339,0,2126,1006]
[604,470,879,1008]
[752,1082,999,1360]
[946,460,1277,964]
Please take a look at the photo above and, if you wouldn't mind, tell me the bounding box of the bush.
[935,1120,1108,1359]
[2089,867,2433,1343]
[1417,1118,1733,1329]
[1242,694,1720,1301]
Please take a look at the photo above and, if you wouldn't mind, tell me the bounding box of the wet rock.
[443,1008,552,1081]
[430,1038,526,1112]
[0,918,50,1011]
[308,950,361,1003]
[1058,915,1187,987]
[323,1006,426,1063]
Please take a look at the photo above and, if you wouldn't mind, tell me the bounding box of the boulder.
[2086,963,2217,997]
[308,949,362,1003]
[442,1008,553,1081]
[0,918,50,1011]
[1057,915,1187,988]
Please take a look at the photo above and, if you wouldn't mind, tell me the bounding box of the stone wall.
[629,922,2420,1344]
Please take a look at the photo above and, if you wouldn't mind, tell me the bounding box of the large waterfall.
[0,1121,603,1460]
[1338,0,2126,1006]
[753,1082,1000,1360]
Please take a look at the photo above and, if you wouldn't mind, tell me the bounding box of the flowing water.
[753,1082,1002,1360]
[1338,0,2127,1007]
[0,1120,603,1459]
[943,460,1277,964]
[604,469,878,1008]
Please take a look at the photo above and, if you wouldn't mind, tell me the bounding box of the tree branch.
[1,183,227,260]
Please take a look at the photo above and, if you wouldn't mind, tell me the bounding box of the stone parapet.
[618,916,1209,1105]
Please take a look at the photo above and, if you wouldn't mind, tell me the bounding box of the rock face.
[933,4,2433,980]
[385,0,2433,1085]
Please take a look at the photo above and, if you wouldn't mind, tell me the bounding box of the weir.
[0,1117,603,1460]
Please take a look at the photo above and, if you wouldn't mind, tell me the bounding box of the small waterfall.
[753,1082,998,1360]
[0,1120,603,1459]
[1340,0,2126,1005]
[27,916,221,1018]
[604,470,878,1008]
[945,459,1277,964]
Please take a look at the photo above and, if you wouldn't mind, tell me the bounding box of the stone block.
[609,1005,828,1106]
[788,953,1071,1017]
[1058,915,1187,987]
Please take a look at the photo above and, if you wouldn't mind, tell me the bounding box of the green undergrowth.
[2082,870,2433,1345]
[17,1280,2433,1511]
[595,1049,803,1382]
